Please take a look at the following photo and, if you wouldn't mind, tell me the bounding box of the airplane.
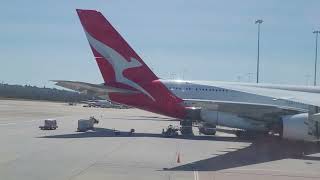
[81,99,130,108]
[54,9,320,142]
[81,99,112,108]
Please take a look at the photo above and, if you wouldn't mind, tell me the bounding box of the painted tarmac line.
[0,120,36,126]
[194,171,199,180]
[0,122,17,126]
[0,118,58,126]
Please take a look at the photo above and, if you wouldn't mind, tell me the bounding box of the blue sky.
[0,0,319,87]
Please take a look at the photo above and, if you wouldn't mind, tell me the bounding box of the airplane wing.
[52,80,138,99]
[180,81,320,123]
[195,81,320,107]
[183,99,305,122]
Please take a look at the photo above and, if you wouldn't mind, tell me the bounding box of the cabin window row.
[170,87,228,92]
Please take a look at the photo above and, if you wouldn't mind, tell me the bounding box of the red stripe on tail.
[76,9,186,118]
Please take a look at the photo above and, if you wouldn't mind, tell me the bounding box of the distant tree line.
[0,83,97,102]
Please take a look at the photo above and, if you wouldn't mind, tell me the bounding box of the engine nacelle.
[281,113,317,142]
[185,108,268,131]
[200,110,267,131]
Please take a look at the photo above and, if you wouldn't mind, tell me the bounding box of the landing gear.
[180,120,193,136]
[198,123,216,135]
[162,125,179,138]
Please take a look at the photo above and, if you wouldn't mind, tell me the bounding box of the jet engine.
[185,108,267,131]
[200,110,267,131]
[281,113,317,142]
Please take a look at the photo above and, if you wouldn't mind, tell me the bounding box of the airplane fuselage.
[161,80,308,111]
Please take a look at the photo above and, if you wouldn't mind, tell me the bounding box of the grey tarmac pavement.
[0,99,320,180]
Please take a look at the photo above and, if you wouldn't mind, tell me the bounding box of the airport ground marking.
[193,170,199,180]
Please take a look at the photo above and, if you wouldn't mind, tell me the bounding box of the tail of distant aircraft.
[76,9,185,118]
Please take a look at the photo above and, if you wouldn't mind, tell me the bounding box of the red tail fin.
[76,9,158,85]
[76,9,185,118]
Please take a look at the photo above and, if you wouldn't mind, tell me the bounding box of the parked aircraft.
[81,100,112,108]
[54,9,320,142]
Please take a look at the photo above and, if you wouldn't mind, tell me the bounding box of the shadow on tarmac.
[39,128,320,172]
[39,127,249,142]
[165,139,320,171]
[108,116,179,122]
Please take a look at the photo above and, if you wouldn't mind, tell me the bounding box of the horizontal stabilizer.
[52,80,138,98]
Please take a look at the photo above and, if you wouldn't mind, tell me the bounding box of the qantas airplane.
[55,9,320,142]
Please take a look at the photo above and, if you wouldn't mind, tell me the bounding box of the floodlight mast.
[255,19,263,83]
[313,30,320,86]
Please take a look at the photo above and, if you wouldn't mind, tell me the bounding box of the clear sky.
[1,0,319,87]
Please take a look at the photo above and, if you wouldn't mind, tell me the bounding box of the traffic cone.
[177,152,181,163]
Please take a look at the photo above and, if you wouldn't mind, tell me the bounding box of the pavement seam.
[67,139,134,180]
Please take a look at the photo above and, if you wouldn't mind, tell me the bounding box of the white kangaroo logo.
[85,31,155,101]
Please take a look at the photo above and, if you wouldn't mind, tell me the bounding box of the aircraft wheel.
[180,120,193,136]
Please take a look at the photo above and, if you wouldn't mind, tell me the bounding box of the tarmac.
[0,99,320,180]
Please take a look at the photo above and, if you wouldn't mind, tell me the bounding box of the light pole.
[313,30,320,86]
[305,74,311,86]
[255,19,263,83]
[247,73,254,82]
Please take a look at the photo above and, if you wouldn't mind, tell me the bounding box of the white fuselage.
[161,80,309,131]
[161,80,307,110]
